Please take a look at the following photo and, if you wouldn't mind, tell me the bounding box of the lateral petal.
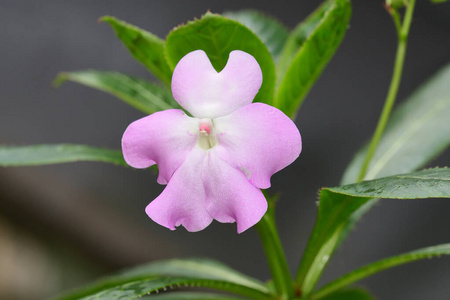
[122,109,199,184]
[214,103,302,189]
[171,50,262,119]
[146,147,212,232]
[203,150,267,233]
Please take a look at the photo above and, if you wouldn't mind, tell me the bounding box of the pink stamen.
[199,119,212,135]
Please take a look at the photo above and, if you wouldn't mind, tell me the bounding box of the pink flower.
[122,50,301,233]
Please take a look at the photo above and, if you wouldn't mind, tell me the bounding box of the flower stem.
[256,197,294,300]
[357,0,416,182]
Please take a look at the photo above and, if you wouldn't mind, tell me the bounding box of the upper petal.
[202,150,267,234]
[122,109,199,184]
[146,147,213,232]
[171,50,262,119]
[213,103,302,189]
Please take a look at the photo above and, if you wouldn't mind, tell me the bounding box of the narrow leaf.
[54,70,178,114]
[313,244,450,299]
[53,258,271,300]
[223,10,289,63]
[165,12,276,105]
[275,0,351,118]
[120,258,267,293]
[142,292,243,299]
[0,144,126,167]
[315,287,376,300]
[329,168,450,199]
[58,278,270,300]
[101,16,172,86]
[296,168,450,295]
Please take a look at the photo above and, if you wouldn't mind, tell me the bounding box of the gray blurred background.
[1,1,450,299]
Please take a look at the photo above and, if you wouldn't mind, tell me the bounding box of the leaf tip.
[98,15,114,24]
[52,72,69,88]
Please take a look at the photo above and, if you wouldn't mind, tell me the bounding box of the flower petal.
[122,109,199,184]
[203,151,267,233]
[214,103,302,189]
[171,50,262,119]
[146,147,212,232]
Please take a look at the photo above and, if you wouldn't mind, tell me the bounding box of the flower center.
[197,118,218,150]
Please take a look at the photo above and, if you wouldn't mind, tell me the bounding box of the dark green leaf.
[142,292,243,299]
[54,70,179,114]
[165,12,276,105]
[101,16,172,86]
[0,144,126,167]
[296,168,450,296]
[223,10,289,63]
[315,287,376,300]
[275,0,351,118]
[430,0,448,3]
[53,258,271,300]
[314,244,450,299]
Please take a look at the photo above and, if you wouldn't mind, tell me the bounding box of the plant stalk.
[256,200,294,300]
[357,0,416,182]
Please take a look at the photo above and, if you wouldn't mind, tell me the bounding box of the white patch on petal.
[196,118,218,150]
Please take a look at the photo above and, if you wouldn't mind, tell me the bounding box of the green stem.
[256,200,294,300]
[357,0,416,182]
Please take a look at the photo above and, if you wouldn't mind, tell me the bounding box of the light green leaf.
[223,10,289,63]
[0,144,126,167]
[53,258,271,300]
[313,244,450,299]
[101,16,172,86]
[165,12,276,105]
[275,0,351,118]
[120,258,268,293]
[54,70,179,114]
[142,292,243,299]
[296,168,450,296]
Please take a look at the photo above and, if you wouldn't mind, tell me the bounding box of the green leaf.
[329,168,450,199]
[296,168,450,296]
[313,244,450,299]
[315,287,376,300]
[223,10,289,63]
[430,0,448,3]
[142,292,243,299]
[0,144,126,167]
[120,258,268,292]
[101,16,172,86]
[54,258,271,300]
[54,70,179,114]
[59,278,270,300]
[165,12,276,105]
[275,0,351,118]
